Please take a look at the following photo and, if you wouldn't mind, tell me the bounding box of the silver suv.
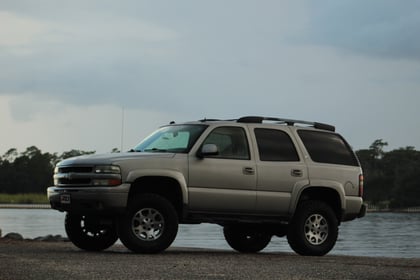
[47,116,366,256]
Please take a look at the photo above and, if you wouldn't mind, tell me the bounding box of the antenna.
[120,107,125,152]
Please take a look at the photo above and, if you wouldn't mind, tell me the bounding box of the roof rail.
[237,116,335,132]
[198,118,222,122]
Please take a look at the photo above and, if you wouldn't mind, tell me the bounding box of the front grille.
[59,167,93,173]
[54,164,122,187]
[59,178,92,185]
[55,165,94,187]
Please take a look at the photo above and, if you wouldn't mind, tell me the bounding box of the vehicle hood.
[57,152,176,166]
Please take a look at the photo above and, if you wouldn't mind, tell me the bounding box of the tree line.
[356,139,420,208]
[0,141,419,208]
[0,146,96,194]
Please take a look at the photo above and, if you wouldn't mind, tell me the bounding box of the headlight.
[93,165,122,186]
[53,166,59,185]
[94,165,121,174]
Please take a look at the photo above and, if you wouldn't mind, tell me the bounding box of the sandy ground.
[0,239,419,280]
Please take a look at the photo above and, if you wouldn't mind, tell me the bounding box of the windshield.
[133,124,207,153]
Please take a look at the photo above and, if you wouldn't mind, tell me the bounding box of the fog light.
[92,179,122,186]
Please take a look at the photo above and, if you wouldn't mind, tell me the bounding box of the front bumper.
[47,183,130,214]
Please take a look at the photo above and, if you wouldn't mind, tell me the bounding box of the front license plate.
[60,194,71,204]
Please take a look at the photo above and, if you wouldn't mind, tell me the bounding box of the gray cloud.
[1,1,420,151]
[302,0,420,60]
[0,0,306,115]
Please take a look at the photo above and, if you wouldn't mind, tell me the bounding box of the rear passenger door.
[252,127,309,215]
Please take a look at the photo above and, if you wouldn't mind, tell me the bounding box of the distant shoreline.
[367,206,420,213]
[0,203,419,213]
[0,204,51,209]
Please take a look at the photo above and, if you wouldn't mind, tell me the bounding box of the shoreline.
[2,203,420,213]
[0,204,51,209]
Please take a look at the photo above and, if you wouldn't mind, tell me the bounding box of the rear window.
[297,130,359,166]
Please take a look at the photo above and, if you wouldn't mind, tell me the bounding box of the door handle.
[243,167,255,175]
[291,169,303,177]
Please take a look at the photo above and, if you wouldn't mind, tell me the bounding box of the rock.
[3,232,24,240]
[0,232,69,242]
[33,235,54,242]
[52,235,69,242]
[33,235,69,242]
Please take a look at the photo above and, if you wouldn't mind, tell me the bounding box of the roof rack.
[198,118,223,122]
[237,116,335,132]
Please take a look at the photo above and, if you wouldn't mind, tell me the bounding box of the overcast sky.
[1,0,420,155]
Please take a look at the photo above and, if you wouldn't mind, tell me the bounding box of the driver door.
[188,126,256,213]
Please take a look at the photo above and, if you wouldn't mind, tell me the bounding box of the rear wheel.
[118,194,178,253]
[223,225,272,253]
[65,213,118,251]
[287,200,338,256]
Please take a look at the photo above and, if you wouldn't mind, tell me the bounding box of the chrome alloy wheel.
[304,214,329,245]
[132,208,165,241]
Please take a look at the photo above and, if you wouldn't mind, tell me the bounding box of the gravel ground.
[0,239,419,280]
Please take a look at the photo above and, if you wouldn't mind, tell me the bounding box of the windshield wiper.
[144,148,168,152]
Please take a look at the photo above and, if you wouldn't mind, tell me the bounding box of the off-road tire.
[224,225,272,253]
[65,213,118,251]
[118,194,178,253]
[287,200,338,256]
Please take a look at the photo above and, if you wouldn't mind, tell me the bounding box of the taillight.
[358,174,364,197]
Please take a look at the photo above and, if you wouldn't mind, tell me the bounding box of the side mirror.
[197,144,219,159]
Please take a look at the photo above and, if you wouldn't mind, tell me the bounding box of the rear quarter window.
[297,130,359,166]
[254,128,299,161]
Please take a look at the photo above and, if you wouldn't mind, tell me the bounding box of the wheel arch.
[128,174,187,220]
[291,186,344,222]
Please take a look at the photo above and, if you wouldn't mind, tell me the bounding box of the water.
[0,209,419,259]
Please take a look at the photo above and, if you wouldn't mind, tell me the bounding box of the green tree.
[381,147,420,208]
[2,148,18,162]
[369,139,388,159]
[357,141,420,208]
[0,146,56,193]
[0,147,95,194]
[356,140,391,203]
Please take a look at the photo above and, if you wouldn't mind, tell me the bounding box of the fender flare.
[126,169,189,204]
[289,180,346,215]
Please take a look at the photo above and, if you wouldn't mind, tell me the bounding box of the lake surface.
[0,209,419,259]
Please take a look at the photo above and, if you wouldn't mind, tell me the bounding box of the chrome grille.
[59,167,93,173]
[55,165,94,187]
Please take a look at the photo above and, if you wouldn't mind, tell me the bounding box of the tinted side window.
[202,126,250,160]
[255,128,299,161]
[297,130,358,166]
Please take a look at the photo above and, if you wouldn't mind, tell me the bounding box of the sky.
[1,0,420,155]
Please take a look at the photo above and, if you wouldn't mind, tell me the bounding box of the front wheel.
[65,213,118,251]
[118,194,179,253]
[287,200,338,256]
[223,225,272,253]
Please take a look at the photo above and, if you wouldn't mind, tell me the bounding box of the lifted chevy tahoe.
[47,116,366,256]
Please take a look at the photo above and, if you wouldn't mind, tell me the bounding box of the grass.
[0,193,49,204]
